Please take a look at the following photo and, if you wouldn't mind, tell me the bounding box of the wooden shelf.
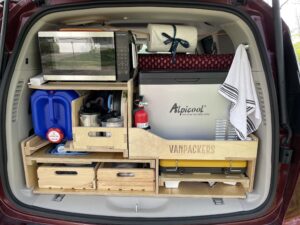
[33,188,156,196]
[26,147,154,166]
[29,81,128,91]
[33,183,246,199]
[159,182,246,198]
[159,173,250,191]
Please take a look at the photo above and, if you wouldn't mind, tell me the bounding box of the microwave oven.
[38,31,134,82]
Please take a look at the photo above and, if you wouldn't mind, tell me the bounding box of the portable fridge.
[139,72,236,140]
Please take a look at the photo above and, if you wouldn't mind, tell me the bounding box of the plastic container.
[31,90,79,142]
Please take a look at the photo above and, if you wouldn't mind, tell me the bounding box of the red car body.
[0,0,299,224]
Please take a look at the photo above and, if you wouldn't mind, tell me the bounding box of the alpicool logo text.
[169,103,208,116]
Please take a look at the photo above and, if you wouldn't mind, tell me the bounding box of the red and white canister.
[46,128,64,143]
[134,100,150,129]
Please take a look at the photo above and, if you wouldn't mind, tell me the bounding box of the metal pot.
[80,112,100,127]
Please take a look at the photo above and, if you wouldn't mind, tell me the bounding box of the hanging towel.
[218,44,261,140]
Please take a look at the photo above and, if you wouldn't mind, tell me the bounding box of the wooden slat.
[71,96,85,127]
[33,188,156,196]
[159,182,246,198]
[159,173,250,189]
[21,136,40,188]
[246,160,257,192]
[33,183,246,198]
[155,159,159,195]
[65,140,126,153]
[98,181,155,192]
[21,135,50,156]
[97,168,155,181]
[127,78,134,128]
[29,81,128,91]
[27,147,156,165]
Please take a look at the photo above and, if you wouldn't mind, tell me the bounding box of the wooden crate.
[37,164,98,190]
[71,127,127,151]
[70,93,128,157]
[97,162,156,192]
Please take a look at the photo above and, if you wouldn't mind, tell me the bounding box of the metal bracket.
[53,194,65,202]
[167,160,178,172]
[212,198,224,205]
[280,146,293,164]
[135,203,139,213]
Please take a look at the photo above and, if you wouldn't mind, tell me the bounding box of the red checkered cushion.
[138,54,234,71]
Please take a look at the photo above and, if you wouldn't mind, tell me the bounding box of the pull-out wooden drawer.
[37,164,98,190]
[97,163,155,192]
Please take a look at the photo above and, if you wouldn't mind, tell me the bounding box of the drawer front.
[97,168,155,182]
[73,127,127,150]
[97,181,155,192]
[37,166,96,190]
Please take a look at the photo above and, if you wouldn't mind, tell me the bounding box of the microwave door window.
[39,35,116,76]
[55,37,101,74]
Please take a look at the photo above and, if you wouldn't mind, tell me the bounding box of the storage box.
[37,164,98,190]
[97,163,155,192]
[129,128,258,192]
[70,95,128,156]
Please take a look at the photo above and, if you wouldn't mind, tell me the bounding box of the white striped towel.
[218,44,261,140]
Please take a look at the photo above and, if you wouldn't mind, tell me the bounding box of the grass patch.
[293,42,300,62]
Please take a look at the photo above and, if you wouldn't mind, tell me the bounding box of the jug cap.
[46,128,64,143]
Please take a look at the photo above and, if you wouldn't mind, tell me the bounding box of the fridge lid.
[139,72,228,85]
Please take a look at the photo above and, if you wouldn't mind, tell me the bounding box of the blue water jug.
[31,90,79,143]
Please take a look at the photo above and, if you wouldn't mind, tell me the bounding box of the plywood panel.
[37,165,97,190]
[159,182,246,198]
[71,96,85,127]
[28,147,155,165]
[129,128,258,160]
[33,188,156,196]
[98,181,155,192]
[29,81,128,91]
[159,173,250,190]
[98,168,155,181]
[72,127,127,151]
[21,135,50,156]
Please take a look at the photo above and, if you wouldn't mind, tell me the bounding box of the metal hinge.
[280,146,293,164]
